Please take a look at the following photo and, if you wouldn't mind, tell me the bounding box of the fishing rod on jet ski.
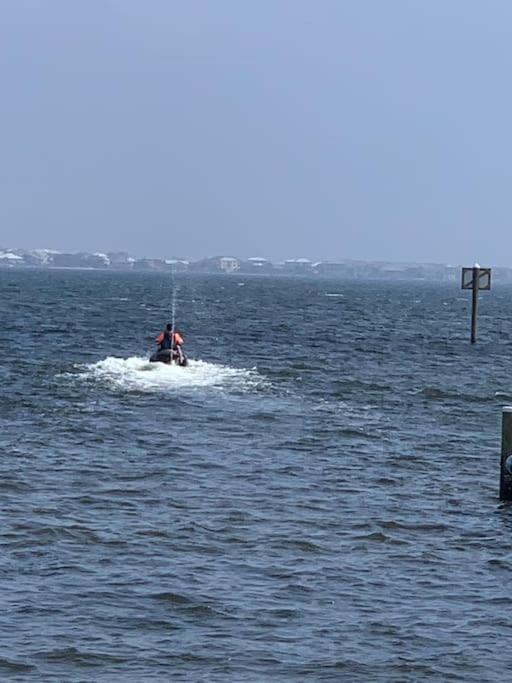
[170,281,178,364]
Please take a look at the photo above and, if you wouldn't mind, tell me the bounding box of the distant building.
[0,251,24,266]
[314,262,354,277]
[220,257,240,273]
[283,258,313,273]
[107,252,135,269]
[191,256,240,273]
[442,265,458,282]
[240,257,274,273]
[51,252,109,268]
[165,259,190,273]
[133,258,167,270]
[27,249,61,266]
[93,252,111,266]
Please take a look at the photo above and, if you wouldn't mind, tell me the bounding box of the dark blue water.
[1,269,512,681]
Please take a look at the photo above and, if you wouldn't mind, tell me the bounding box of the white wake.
[76,355,264,393]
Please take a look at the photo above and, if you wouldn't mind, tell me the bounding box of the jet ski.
[149,347,188,367]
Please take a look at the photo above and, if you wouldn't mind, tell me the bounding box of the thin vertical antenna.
[171,286,177,336]
[170,271,178,364]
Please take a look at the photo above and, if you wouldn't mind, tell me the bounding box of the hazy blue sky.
[1,1,511,263]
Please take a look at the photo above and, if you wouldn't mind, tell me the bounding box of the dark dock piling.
[500,407,512,501]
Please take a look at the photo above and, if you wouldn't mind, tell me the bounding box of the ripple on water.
[2,272,512,682]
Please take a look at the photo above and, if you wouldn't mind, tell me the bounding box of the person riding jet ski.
[156,323,184,351]
[150,323,187,366]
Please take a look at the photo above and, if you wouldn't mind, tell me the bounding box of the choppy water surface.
[1,269,512,681]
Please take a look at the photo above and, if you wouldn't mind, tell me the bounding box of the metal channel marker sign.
[461,267,491,290]
[461,265,492,343]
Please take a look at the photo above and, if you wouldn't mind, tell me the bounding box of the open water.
[1,268,512,682]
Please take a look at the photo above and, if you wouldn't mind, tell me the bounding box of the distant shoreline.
[0,249,462,282]
[1,249,507,282]
[0,262,482,284]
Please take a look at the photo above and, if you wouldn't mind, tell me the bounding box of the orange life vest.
[156,330,184,348]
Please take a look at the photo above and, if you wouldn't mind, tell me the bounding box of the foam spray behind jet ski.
[149,282,188,367]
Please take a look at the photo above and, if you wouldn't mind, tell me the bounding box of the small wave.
[418,386,495,403]
[150,591,192,605]
[38,647,124,665]
[0,657,35,673]
[75,355,265,393]
[495,391,512,400]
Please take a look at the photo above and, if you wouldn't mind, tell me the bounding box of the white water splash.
[77,356,264,393]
